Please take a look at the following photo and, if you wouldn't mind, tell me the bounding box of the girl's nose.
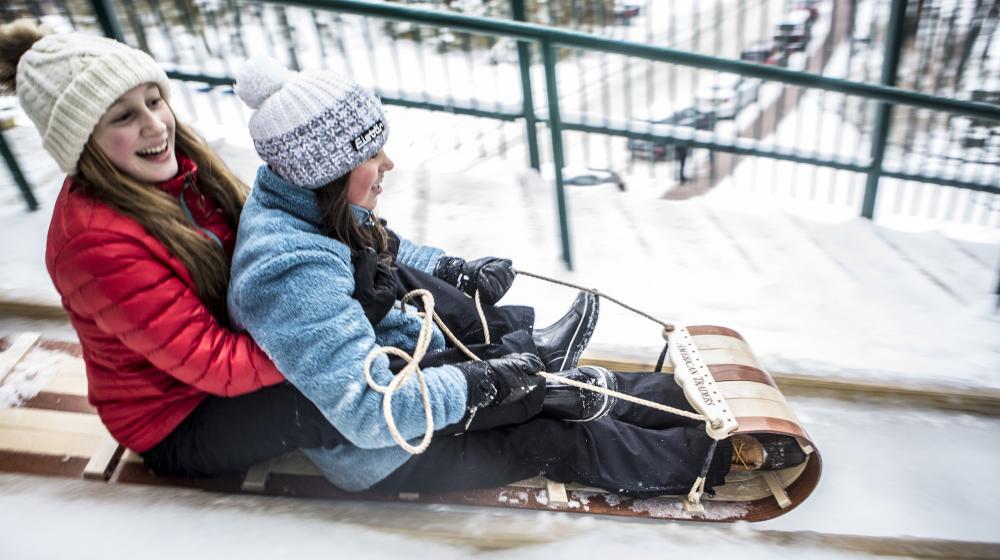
[381,152,394,171]
[140,109,167,135]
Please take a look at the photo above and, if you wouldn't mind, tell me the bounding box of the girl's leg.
[142,383,348,478]
[371,417,732,497]
[607,371,706,429]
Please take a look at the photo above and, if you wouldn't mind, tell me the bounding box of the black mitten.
[352,248,399,325]
[434,256,515,306]
[453,353,544,411]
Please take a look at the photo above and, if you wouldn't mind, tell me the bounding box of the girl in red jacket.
[0,21,352,476]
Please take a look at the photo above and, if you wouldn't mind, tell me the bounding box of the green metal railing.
[2,0,999,269]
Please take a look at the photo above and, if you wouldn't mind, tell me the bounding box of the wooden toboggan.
[0,326,820,522]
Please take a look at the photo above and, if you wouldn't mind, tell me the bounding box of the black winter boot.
[532,291,599,373]
[540,365,618,422]
[729,433,807,471]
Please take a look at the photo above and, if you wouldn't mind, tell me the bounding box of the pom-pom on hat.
[13,30,170,175]
[235,56,389,189]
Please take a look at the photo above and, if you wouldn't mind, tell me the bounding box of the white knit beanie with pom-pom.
[235,56,388,189]
[15,31,170,175]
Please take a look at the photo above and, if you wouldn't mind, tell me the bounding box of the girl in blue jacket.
[228,58,804,496]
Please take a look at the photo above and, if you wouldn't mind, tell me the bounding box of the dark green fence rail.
[2,0,998,269]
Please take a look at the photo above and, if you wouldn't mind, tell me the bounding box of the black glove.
[454,353,544,411]
[434,256,515,306]
[352,248,399,325]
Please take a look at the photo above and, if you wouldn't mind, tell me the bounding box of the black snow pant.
[373,371,733,497]
[142,382,350,478]
[144,371,730,495]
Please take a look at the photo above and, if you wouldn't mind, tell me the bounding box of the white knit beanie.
[16,32,171,175]
[235,56,388,189]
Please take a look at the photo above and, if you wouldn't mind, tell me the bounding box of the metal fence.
[1,0,998,268]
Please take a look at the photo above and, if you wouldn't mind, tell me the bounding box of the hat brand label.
[352,120,385,151]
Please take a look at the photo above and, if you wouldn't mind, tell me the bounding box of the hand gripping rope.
[362,269,738,509]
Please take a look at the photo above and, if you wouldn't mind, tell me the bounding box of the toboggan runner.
[0,323,821,522]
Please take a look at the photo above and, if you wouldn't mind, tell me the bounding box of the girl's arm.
[392,232,515,306]
[53,229,285,396]
[230,244,469,449]
[394,234,444,274]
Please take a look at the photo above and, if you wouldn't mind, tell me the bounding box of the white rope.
[362,289,438,454]
[474,290,490,345]
[364,273,712,491]
[534,371,706,422]
[362,288,488,454]
[687,476,707,506]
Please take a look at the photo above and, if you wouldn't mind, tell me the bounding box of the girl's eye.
[147,97,161,107]
[113,111,133,123]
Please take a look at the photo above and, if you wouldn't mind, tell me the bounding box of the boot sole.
[565,365,617,422]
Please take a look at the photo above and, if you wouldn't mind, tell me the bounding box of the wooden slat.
[713,460,810,502]
[698,347,762,369]
[0,426,104,457]
[709,365,778,388]
[22,392,95,414]
[735,416,810,441]
[41,369,89,396]
[728,398,801,425]
[0,451,91,477]
[37,339,83,357]
[717,380,790,403]
[546,479,569,508]
[0,407,106,436]
[691,334,752,354]
[83,435,124,481]
[762,471,792,508]
[0,332,41,385]
[687,325,746,341]
[241,460,272,492]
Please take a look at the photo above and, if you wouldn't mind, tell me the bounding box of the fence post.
[541,40,573,270]
[511,0,540,170]
[861,0,907,219]
[91,0,126,42]
[0,131,38,212]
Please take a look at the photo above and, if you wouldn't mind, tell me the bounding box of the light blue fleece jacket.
[228,165,469,491]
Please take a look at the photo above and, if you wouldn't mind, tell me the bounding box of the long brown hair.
[75,121,247,324]
[315,174,389,258]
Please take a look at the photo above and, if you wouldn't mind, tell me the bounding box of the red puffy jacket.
[45,155,285,452]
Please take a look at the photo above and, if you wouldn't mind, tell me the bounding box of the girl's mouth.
[136,142,169,160]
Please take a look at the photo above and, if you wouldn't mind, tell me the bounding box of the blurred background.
[1,1,998,558]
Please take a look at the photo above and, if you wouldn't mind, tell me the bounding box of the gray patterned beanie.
[235,56,388,189]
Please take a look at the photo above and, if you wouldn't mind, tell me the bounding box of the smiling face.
[91,83,177,183]
[346,149,394,210]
